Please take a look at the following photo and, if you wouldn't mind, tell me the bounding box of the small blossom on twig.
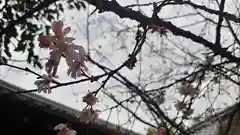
[82,92,99,106]
[38,20,88,78]
[34,74,53,94]
[54,124,77,135]
[77,108,101,124]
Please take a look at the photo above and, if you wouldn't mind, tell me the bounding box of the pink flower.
[82,92,98,106]
[38,35,54,48]
[38,20,74,49]
[66,44,88,78]
[52,21,71,39]
[45,49,62,77]
[34,74,53,94]
[54,124,77,135]
[77,108,101,124]
[38,20,88,78]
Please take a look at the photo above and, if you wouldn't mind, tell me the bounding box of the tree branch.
[0,0,59,36]
[85,0,240,63]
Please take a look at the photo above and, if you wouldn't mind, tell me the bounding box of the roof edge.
[188,103,239,132]
[0,79,142,135]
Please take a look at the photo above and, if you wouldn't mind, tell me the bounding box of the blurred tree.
[0,0,86,68]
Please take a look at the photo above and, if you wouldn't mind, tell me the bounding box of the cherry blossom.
[54,124,77,135]
[66,44,89,79]
[38,20,88,78]
[34,74,53,94]
[82,92,98,106]
[77,108,101,124]
[38,35,54,48]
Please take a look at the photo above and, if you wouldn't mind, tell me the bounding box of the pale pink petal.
[63,27,71,35]
[54,124,77,135]
[34,75,52,94]
[70,44,86,56]
[70,130,77,135]
[34,80,41,86]
[42,74,53,81]
[71,68,78,79]
[78,109,101,124]
[52,21,64,37]
[38,35,53,48]
[82,93,98,106]
[45,59,54,74]
[45,50,61,76]
[67,68,72,76]
[65,55,74,67]
[54,124,66,130]
[66,60,89,79]
[65,49,80,63]
[65,37,75,43]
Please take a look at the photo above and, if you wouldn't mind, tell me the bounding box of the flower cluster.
[38,20,88,78]
[35,20,89,94]
[77,108,101,124]
[82,92,99,106]
[34,20,101,130]
[54,124,76,135]
[34,74,53,94]
[77,92,100,124]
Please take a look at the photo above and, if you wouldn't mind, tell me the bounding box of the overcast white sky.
[0,0,240,134]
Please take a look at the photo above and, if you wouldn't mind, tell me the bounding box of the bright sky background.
[0,0,240,134]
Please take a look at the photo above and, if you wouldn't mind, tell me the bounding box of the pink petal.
[65,56,74,67]
[52,21,64,37]
[34,80,41,85]
[63,27,71,35]
[38,35,53,48]
[69,44,88,62]
[42,74,53,81]
[70,130,77,134]
[70,45,86,55]
[65,37,75,43]
[67,68,71,75]
[54,124,66,130]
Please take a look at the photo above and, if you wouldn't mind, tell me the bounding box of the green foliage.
[0,0,86,68]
